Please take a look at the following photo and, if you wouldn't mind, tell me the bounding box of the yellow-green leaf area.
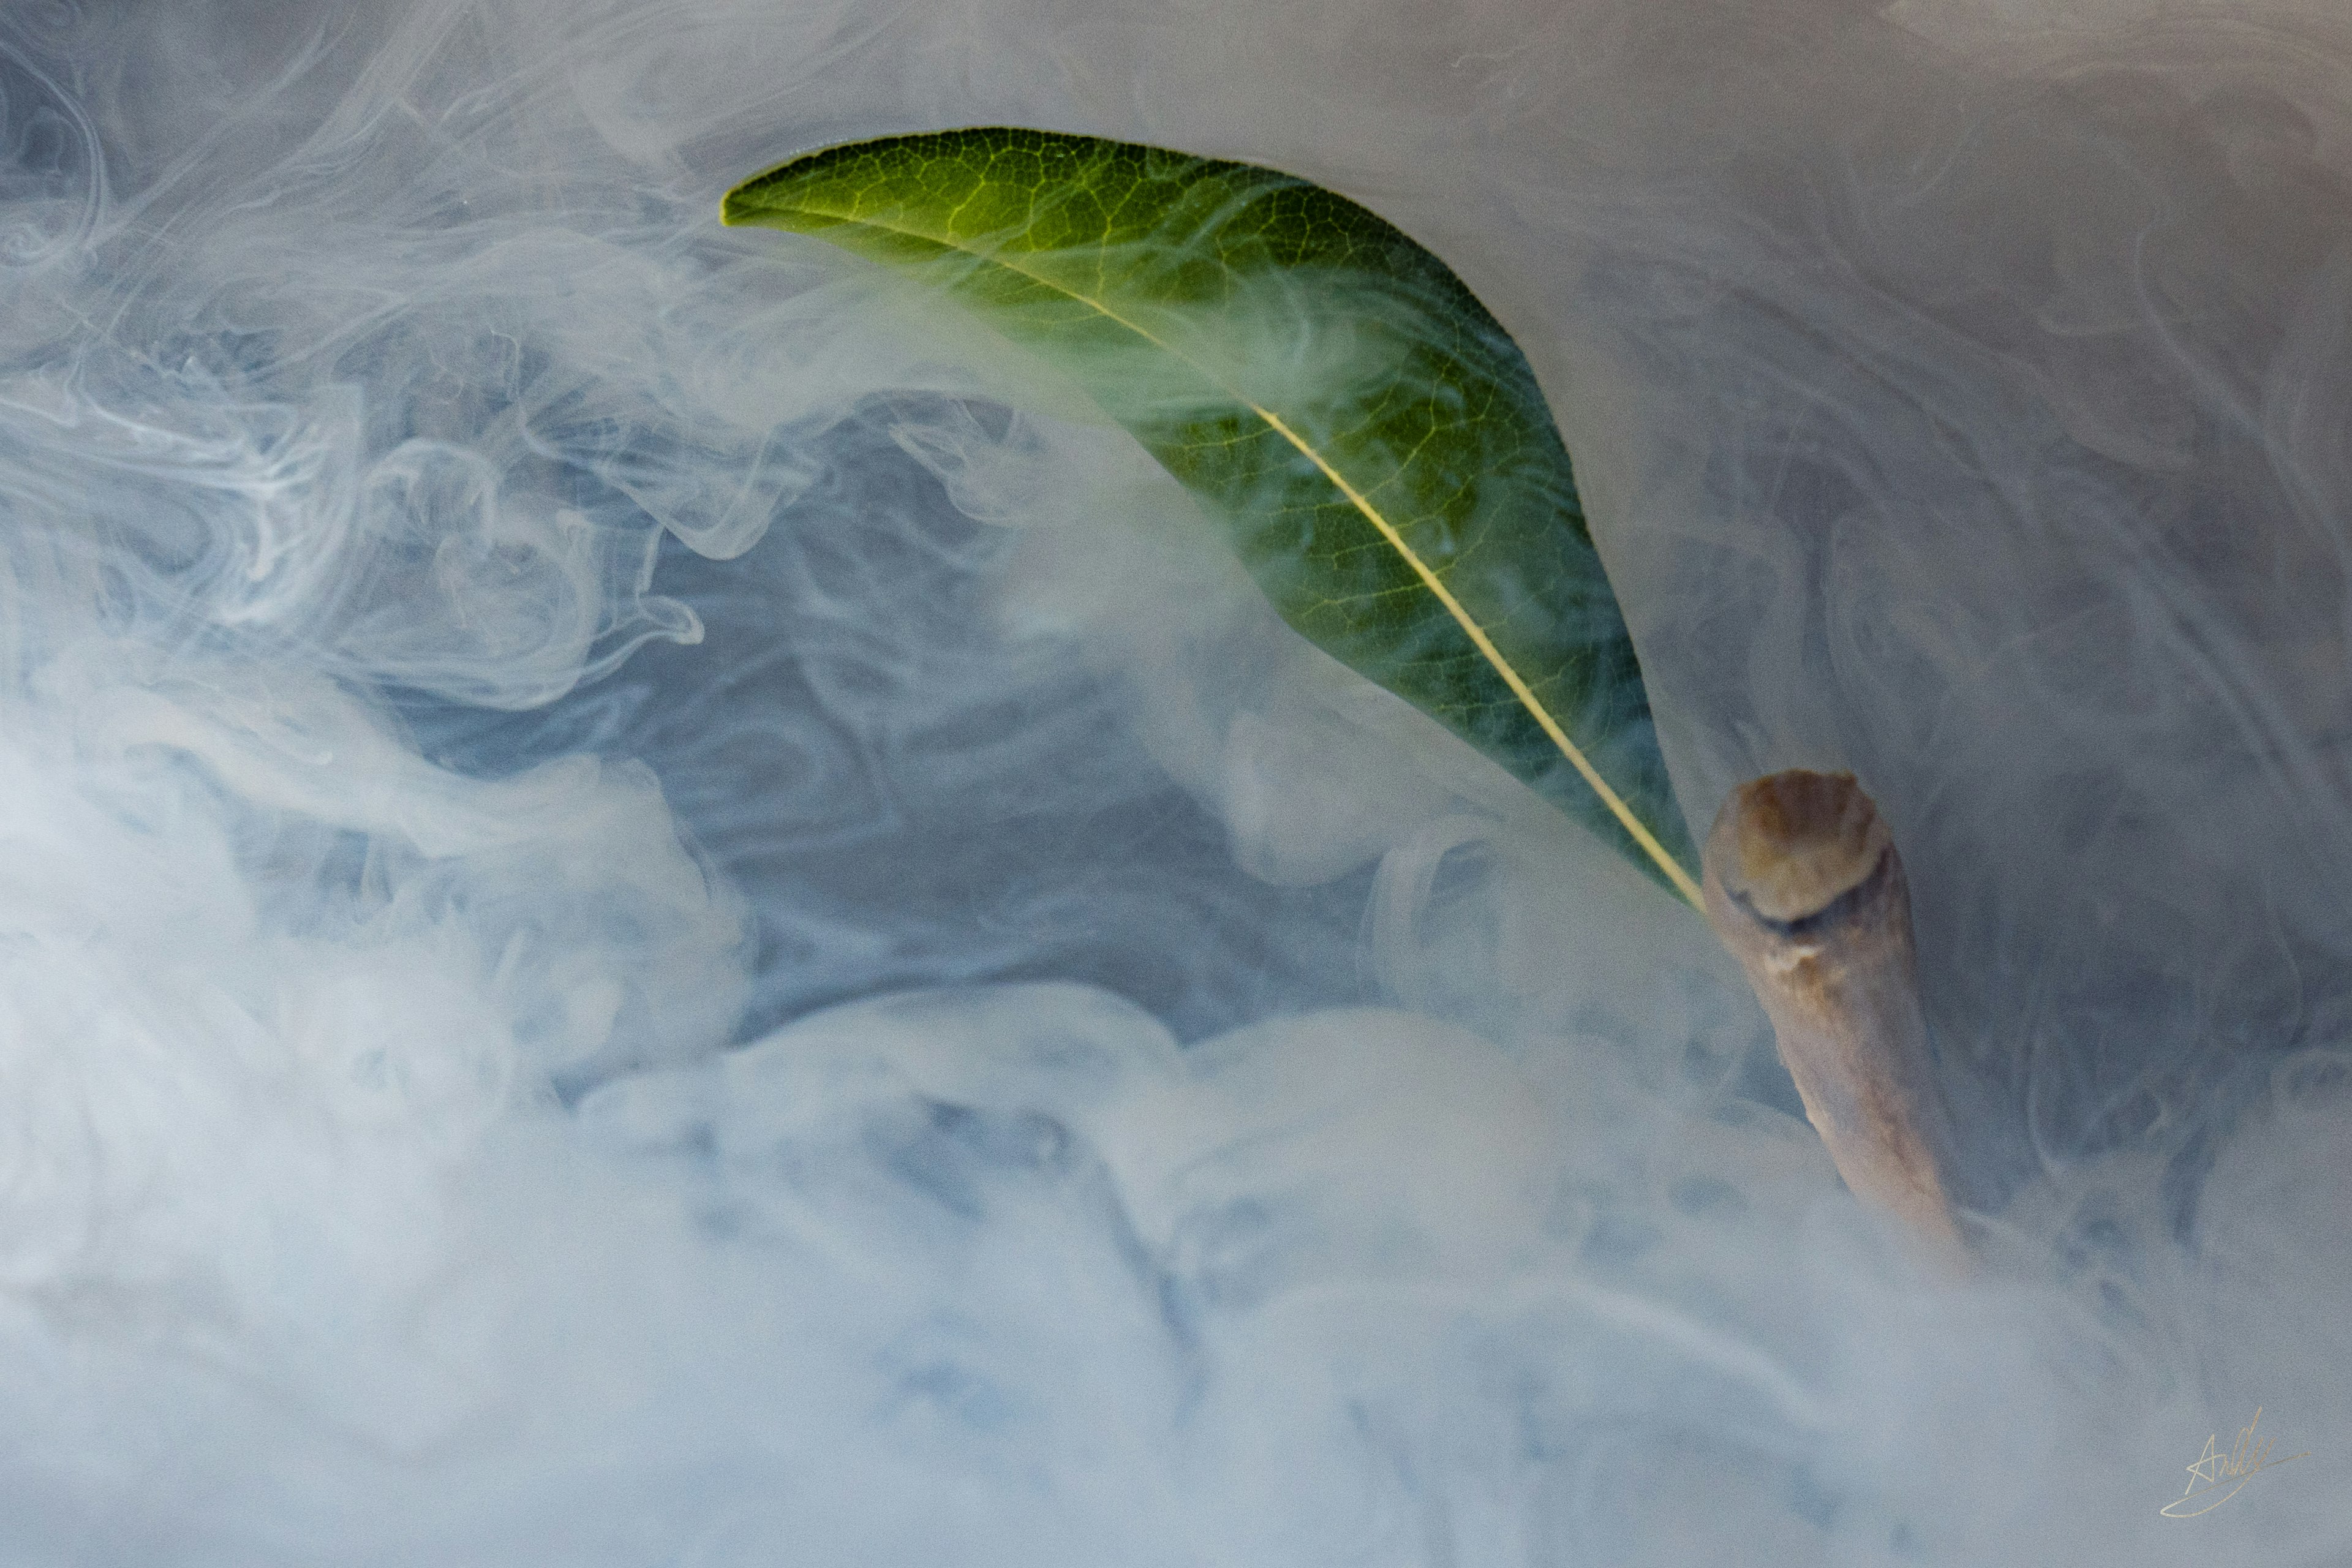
[725,127,1699,904]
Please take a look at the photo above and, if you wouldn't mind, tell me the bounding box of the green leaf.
[723,127,1701,906]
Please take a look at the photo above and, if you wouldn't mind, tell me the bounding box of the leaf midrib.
[755,194,1702,908]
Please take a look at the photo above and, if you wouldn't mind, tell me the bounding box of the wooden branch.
[1701,771,1972,1264]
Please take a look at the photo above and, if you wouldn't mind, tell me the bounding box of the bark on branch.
[1702,770,1971,1265]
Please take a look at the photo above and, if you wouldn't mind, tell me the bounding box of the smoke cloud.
[0,0,2345,1561]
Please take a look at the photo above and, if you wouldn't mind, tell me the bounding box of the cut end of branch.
[1711,769,1892,925]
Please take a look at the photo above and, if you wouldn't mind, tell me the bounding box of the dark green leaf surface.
[724,127,1700,904]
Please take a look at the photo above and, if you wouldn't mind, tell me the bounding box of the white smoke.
[0,0,2344,1562]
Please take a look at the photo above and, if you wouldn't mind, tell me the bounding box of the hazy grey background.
[0,0,2344,1561]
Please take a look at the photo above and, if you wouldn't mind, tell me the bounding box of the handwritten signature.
[2160,1407,2309,1517]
